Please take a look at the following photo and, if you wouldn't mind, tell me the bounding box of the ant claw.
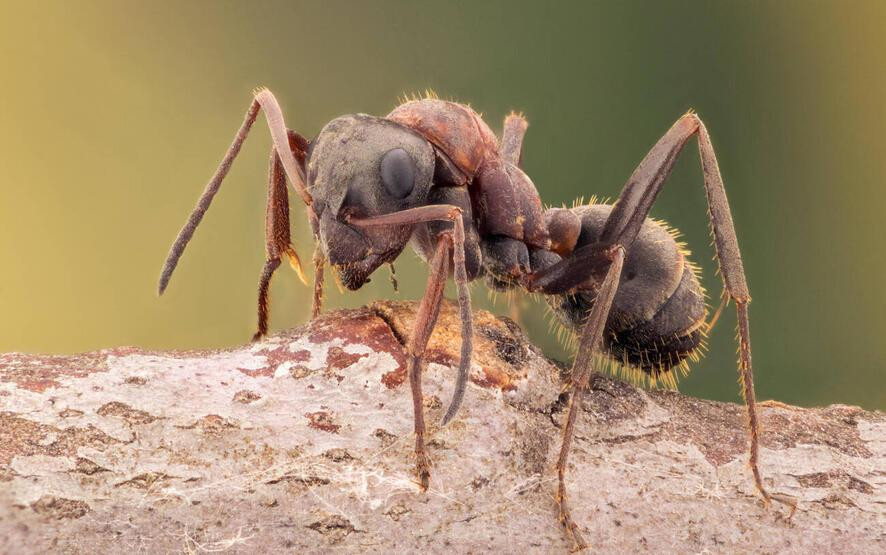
[414,453,431,492]
[758,487,798,521]
[770,493,799,521]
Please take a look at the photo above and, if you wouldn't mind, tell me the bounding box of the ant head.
[307,114,435,290]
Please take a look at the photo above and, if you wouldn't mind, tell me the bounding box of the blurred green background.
[1,1,884,410]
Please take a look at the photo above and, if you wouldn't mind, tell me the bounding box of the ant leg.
[498,111,538,331]
[598,113,794,511]
[705,290,729,334]
[304,205,325,321]
[348,204,474,425]
[311,244,325,320]
[406,234,452,489]
[501,112,528,166]
[252,149,304,341]
[441,207,473,424]
[555,246,624,552]
[252,89,311,205]
[254,258,281,340]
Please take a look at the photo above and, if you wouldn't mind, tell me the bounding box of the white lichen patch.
[11,455,75,476]
[1,328,411,509]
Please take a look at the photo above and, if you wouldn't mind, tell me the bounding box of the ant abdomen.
[547,204,708,381]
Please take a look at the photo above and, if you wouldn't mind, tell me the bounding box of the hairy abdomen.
[547,205,708,382]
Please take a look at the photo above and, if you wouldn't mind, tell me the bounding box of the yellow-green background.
[1,1,884,410]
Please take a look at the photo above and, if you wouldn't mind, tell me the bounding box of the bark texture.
[0,301,883,553]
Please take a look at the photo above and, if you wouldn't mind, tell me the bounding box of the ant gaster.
[159,89,795,549]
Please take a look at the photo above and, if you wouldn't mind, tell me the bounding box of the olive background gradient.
[1,1,884,410]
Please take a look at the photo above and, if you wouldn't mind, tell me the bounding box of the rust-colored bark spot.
[371,300,532,393]
[381,368,406,389]
[240,346,312,378]
[305,411,340,433]
[238,366,274,378]
[308,308,407,385]
[326,346,367,371]
[427,348,457,368]
[0,353,108,393]
[264,346,311,368]
[471,366,517,392]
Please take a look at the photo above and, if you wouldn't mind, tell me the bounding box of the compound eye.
[380,148,415,199]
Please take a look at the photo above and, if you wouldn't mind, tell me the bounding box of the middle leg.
[501,112,528,166]
[554,246,625,551]
[253,148,303,341]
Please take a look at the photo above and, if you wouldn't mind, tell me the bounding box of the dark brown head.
[307,115,435,289]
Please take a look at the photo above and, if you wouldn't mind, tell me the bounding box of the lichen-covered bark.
[0,301,883,553]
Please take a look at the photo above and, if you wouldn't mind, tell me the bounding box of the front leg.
[348,205,475,488]
[404,234,452,489]
[348,204,474,425]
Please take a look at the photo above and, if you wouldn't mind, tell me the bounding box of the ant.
[159,89,795,549]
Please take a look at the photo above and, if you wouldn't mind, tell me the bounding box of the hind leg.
[531,113,794,549]
[597,113,793,511]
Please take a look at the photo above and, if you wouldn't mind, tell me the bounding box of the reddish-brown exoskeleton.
[159,89,794,549]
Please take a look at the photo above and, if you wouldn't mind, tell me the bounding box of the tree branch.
[1,301,883,552]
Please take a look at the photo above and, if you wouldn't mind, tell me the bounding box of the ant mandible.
[158,88,794,549]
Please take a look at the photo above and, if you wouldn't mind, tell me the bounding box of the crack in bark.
[369,304,408,348]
